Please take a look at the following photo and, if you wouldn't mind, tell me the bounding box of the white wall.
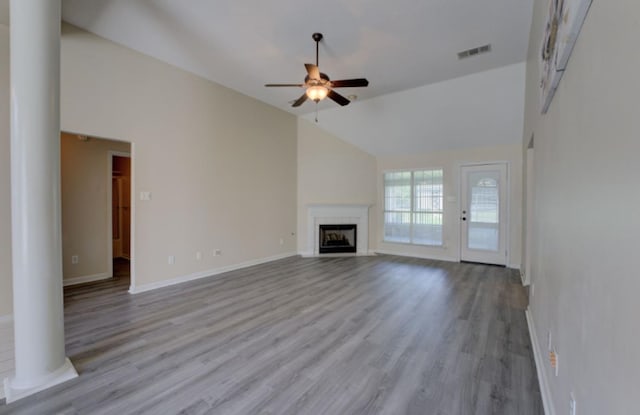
[0,24,11,317]
[523,1,640,414]
[297,118,377,253]
[60,133,130,282]
[303,62,527,157]
[376,144,522,267]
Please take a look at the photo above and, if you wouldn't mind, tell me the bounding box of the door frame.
[457,161,510,266]
[107,150,133,287]
[523,146,534,285]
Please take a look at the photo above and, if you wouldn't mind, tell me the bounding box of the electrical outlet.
[71,255,79,265]
[213,249,222,256]
[196,251,202,260]
[569,393,576,415]
[279,238,284,246]
[168,255,175,265]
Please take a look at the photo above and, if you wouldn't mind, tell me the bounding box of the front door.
[460,163,508,266]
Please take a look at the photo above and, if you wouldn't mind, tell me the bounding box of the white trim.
[129,252,298,294]
[523,147,534,286]
[129,143,137,292]
[306,204,371,256]
[526,308,554,415]
[508,262,522,270]
[0,314,13,325]
[374,249,457,263]
[63,273,111,287]
[4,357,78,403]
[458,161,510,266]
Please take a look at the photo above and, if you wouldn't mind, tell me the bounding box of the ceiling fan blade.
[292,93,308,107]
[265,83,304,87]
[304,63,320,80]
[330,78,369,88]
[327,89,350,106]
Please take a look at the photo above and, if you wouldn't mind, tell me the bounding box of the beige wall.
[0,25,10,317]
[523,1,640,414]
[60,133,130,281]
[59,23,298,289]
[296,118,377,253]
[377,144,523,267]
[0,23,298,304]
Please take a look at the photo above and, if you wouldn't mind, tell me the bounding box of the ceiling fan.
[265,33,369,108]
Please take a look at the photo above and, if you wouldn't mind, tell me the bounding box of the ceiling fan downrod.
[312,32,323,67]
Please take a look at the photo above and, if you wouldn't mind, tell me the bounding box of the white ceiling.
[1,0,534,155]
[302,62,527,156]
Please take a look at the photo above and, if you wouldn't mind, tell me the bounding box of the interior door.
[460,163,508,266]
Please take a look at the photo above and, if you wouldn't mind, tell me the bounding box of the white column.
[4,0,78,403]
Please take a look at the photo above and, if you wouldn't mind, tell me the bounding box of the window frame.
[382,168,444,247]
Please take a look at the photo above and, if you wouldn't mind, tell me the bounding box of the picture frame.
[540,0,593,113]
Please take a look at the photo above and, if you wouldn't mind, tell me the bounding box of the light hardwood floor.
[0,255,542,414]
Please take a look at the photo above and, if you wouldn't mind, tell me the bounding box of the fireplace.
[319,224,357,254]
[305,204,370,257]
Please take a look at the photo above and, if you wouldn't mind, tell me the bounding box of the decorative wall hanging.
[540,0,593,113]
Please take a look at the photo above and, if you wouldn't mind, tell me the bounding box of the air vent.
[457,44,492,60]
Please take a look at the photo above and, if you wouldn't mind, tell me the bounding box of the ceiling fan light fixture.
[306,85,329,102]
[265,33,368,108]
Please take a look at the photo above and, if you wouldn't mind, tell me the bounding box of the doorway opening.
[59,132,134,290]
[109,151,132,288]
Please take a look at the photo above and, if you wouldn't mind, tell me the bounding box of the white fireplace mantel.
[303,204,372,257]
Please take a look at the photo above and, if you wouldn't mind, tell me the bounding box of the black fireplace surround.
[319,224,357,254]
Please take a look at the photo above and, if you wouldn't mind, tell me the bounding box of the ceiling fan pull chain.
[315,104,319,123]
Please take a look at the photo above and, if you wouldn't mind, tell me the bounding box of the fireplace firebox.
[319,224,357,254]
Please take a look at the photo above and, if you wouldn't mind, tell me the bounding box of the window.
[384,169,443,246]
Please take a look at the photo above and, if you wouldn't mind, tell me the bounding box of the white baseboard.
[4,357,77,403]
[63,272,111,287]
[374,249,457,263]
[130,252,298,294]
[0,314,13,325]
[509,262,522,270]
[526,307,554,415]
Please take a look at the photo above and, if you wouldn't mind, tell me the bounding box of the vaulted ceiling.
[2,0,535,155]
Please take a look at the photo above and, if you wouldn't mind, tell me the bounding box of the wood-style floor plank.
[0,255,543,414]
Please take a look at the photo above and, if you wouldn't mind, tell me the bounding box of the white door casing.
[460,163,509,266]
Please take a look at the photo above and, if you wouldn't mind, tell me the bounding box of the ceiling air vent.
[458,44,492,60]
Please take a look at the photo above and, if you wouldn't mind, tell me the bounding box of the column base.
[3,358,78,403]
